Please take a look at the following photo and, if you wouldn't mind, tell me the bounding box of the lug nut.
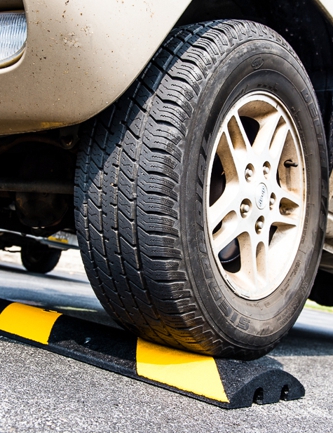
[281,208,291,215]
[263,166,270,175]
[255,220,264,233]
[241,204,250,213]
[245,168,253,180]
[270,197,275,206]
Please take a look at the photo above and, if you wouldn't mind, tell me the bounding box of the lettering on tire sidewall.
[190,64,327,343]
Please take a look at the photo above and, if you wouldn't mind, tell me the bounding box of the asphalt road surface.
[0,260,332,433]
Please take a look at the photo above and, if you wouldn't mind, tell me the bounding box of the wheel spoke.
[276,186,302,208]
[268,118,290,161]
[208,183,240,231]
[236,232,272,293]
[256,241,268,286]
[271,211,298,227]
[228,113,253,153]
[212,211,242,254]
[238,232,259,289]
[216,130,242,184]
[270,186,301,227]
[252,111,284,155]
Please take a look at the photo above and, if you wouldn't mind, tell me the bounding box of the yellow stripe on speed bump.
[136,338,229,402]
[0,302,62,344]
[0,299,305,408]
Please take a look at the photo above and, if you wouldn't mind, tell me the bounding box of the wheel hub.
[255,183,269,210]
[205,91,306,300]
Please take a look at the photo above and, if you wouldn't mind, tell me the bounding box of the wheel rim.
[205,91,306,300]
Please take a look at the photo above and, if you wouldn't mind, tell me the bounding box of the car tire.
[75,20,328,359]
[21,242,61,274]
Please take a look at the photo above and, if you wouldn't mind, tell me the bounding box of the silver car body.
[0,0,191,135]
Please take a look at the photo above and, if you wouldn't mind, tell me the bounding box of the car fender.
[0,0,191,135]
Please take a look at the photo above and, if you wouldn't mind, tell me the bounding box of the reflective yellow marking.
[0,303,62,344]
[48,236,68,244]
[39,122,65,129]
[136,338,229,402]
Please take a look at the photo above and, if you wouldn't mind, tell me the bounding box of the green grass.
[305,299,333,314]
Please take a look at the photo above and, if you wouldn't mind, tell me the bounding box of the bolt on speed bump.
[0,299,305,409]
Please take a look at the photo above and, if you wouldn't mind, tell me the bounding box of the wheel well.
[177,0,333,86]
[177,0,333,164]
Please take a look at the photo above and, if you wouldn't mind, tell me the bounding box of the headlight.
[0,11,27,68]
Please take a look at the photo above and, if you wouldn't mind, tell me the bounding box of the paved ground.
[0,253,332,432]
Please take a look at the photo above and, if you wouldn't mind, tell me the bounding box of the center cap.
[255,183,269,209]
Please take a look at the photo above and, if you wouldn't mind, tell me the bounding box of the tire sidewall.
[182,39,328,348]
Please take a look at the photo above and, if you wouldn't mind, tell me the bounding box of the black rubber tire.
[75,20,328,359]
[21,242,61,274]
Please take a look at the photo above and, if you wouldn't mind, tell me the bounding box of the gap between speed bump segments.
[0,299,305,409]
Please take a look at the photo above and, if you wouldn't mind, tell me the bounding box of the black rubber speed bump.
[0,299,305,409]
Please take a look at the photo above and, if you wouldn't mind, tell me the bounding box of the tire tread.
[75,20,302,358]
